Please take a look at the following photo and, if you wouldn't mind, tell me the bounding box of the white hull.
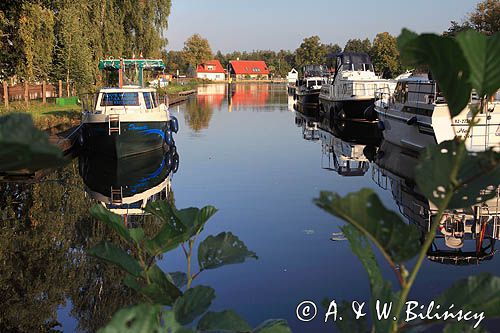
[376,102,500,152]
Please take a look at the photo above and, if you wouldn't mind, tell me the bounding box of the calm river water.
[1,83,499,332]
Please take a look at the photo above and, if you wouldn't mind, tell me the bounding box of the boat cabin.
[82,87,167,115]
[335,52,374,72]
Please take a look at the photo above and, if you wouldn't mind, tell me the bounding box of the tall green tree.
[295,35,326,70]
[182,34,213,67]
[370,32,400,78]
[17,3,55,82]
[323,43,342,68]
[344,38,371,53]
[53,1,94,91]
[468,0,499,35]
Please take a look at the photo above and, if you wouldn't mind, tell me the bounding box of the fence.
[1,80,75,108]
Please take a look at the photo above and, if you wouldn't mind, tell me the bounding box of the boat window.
[143,92,153,109]
[307,81,316,88]
[151,92,158,107]
[100,92,139,106]
[317,80,322,86]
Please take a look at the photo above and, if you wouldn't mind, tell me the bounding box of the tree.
[53,1,94,91]
[182,34,213,68]
[443,20,474,36]
[370,32,400,78]
[295,35,326,70]
[344,38,371,53]
[17,3,55,82]
[322,43,342,68]
[468,0,500,35]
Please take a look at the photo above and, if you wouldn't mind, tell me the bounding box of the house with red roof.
[196,60,226,81]
[229,60,270,80]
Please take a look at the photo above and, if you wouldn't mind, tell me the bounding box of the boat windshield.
[100,92,140,106]
[339,53,373,72]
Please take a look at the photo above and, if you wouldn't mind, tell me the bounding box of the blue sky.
[164,0,477,53]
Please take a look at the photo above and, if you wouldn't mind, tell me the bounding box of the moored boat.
[80,59,178,158]
[375,74,500,152]
[295,65,328,106]
[319,52,394,121]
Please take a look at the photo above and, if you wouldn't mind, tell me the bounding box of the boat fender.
[377,121,385,131]
[169,116,179,133]
[164,129,174,146]
[406,116,417,125]
[172,153,179,173]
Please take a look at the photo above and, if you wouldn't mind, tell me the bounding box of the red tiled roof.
[196,60,225,73]
[230,60,270,75]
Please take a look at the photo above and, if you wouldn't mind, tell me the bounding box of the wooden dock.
[169,90,196,106]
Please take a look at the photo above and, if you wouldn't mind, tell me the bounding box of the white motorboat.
[375,74,500,152]
[319,52,394,120]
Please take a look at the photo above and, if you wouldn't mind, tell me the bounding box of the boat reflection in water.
[79,146,179,217]
[373,141,499,265]
[294,105,380,176]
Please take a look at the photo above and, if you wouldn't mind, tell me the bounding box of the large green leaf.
[144,265,182,306]
[0,113,67,172]
[415,140,500,209]
[436,273,500,319]
[90,204,132,243]
[397,29,471,116]
[198,232,258,271]
[342,225,396,333]
[87,241,143,277]
[456,30,500,98]
[314,189,421,263]
[144,202,218,256]
[197,310,252,332]
[252,319,291,333]
[173,285,215,325]
[97,303,162,333]
[168,271,188,289]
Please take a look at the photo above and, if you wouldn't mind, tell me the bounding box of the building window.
[207,65,215,71]
[253,67,261,72]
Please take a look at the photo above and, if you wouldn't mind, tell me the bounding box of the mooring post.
[58,80,63,97]
[66,80,70,97]
[2,81,8,108]
[24,81,29,104]
[42,80,46,104]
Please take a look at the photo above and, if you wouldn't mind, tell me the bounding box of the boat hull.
[297,90,320,105]
[319,97,374,120]
[81,121,169,158]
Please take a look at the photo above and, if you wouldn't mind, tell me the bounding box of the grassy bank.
[0,100,81,131]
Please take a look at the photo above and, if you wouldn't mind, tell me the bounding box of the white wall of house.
[196,72,225,81]
[287,68,299,83]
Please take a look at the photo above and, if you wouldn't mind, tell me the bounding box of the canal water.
[1,83,499,332]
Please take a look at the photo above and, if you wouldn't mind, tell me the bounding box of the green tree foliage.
[53,1,94,91]
[323,43,342,68]
[344,38,372,53]
[1,0,171,90]
[444,0,499,36]
[295,35,326,69]
[17,3,55,82]
[469,0,500,35]
[182,34,213,68]
[370,32,400,78]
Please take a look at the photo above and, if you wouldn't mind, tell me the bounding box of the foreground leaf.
[0,113,67,172]
[397,29,471,116]
[415,140,500,209]
[456,30,500,98]
[437,273,500,319]
[342,225,396,333]
[144,265,182,306]
[197,310,252,332]
[253,319,291,333]
[198,232,258,271]
[173,285,216,325]
[315,189,420,263]
[87,241,142,277]
[98,303,162,333]
[169,271,188,289]
[90,205,132,243]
